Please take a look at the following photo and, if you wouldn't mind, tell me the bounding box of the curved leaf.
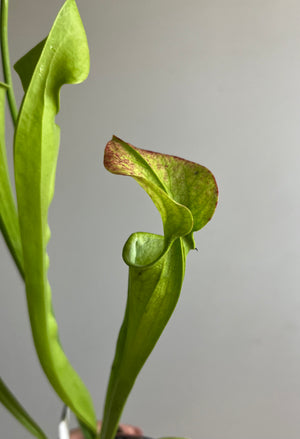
[14,0,96,433]
[0,82,23,275]
[0,377,47,439]
[100,137,218,439]
[14,39,46,93]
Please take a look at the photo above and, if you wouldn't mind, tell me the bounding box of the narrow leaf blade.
[14,0,96,433]
[0,83,24,275]
[0,377,47,439]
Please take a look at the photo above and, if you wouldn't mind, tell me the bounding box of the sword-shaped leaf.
[100,137,218,439]
[14,0,96,433]
[0,377,47,439]
[0,82,23,275]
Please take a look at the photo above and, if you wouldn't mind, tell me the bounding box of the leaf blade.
[0,83,24,275]
[14,0,96,433]
[0,377,47,439]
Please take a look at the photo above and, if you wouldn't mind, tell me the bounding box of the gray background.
[1,0,300,438]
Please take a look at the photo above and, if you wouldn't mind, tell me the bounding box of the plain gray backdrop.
[1,0,300,438]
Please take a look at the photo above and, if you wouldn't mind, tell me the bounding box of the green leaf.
[78,420,97,439]
[0,377,47,439]
[14,0,96,434]
[14,39,46,92]
[0,82,24,276]
[100,137,218,439]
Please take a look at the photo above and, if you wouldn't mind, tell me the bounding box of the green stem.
[1,0,18,124]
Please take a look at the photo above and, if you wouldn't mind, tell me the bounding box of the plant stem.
[1,0,18,124]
